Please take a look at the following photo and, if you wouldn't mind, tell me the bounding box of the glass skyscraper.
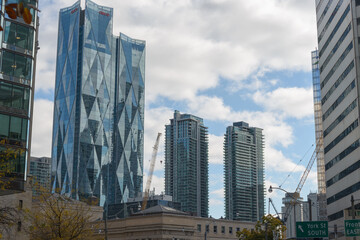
[224,121,264,222]
[164,110,209,217]
[0,0,39,192]
[51,0,145,206]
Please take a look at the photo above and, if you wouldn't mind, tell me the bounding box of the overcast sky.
[32,0,319,218]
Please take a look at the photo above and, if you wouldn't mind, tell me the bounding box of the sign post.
[296,221,328,238]
[345,219,360,237]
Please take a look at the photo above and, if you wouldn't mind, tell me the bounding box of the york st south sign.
[296,221,328,238]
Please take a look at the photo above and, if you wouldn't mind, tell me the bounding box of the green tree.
[26,192,103,240]
[237,214,286,240]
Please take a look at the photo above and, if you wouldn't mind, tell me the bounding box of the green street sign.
[296,221,328,238]
[345,220,360,236]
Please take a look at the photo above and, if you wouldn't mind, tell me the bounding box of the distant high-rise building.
[311,49,327,221]
[164,110,209,217]
[29,157,51,196]
[0,0,39,192]
[51,0,145,206]
[315,0,360,231]
[224,121,264,222]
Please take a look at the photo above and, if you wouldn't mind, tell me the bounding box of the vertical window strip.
[317,0,334,27]
[320,23,351,73]
[324,119,359,154]
[321,41,353,89]
[318,0,343,43]
[319,4,350,58]
[324,99,357,138]
[326,159,360,187]
[322,61,354,105]
[326,139,360,171]
[322,80,355,121]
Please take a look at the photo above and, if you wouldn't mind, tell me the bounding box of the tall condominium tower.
[315,0,360,230]
[224,122,264,222]
[51,0,145,206]
[0,1,39,192]
[164,110,209,217]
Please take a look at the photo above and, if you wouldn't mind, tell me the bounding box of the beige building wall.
[104,213,256,240]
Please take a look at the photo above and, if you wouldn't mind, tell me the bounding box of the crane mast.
[141,133,162,210]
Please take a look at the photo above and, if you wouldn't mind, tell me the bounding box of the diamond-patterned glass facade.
[51,0,145,206]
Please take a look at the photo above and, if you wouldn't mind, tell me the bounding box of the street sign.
[345,220,360,236]
[296,221,328,238]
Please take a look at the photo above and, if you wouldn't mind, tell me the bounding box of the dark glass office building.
[224,122,264,222]
[51,0,145,206]
[0,0,39,192]
[164,110,209,217]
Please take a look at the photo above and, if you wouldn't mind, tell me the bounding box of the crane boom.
[141,133,162,210]
[283,138,323,222]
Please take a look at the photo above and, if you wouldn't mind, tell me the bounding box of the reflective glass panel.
[12,85,23,109]
[0,82,12,107]
[9,116,21,139]
[0,114,9,137]
[2,51,14,76]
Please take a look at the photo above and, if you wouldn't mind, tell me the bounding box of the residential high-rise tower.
[51,0,145,206]
[164,110,208,217]
[224,121,264,222]
[315,0,360,232]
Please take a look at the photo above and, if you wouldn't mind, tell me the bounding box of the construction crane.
[269,198,282,219]
[141,132,162,210]
[282,137,323,222]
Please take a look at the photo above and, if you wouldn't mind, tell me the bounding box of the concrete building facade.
[315,1,360,238]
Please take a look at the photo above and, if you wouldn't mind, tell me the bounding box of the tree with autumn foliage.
[26,192,104,240]
[237,214,286,240]
[0,140,25,238]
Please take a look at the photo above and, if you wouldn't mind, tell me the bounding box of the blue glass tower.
[51,0,145,206]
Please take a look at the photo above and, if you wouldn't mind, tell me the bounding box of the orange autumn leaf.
[17,2,24,17]
[23,7,32,24]
[5,6,17,19]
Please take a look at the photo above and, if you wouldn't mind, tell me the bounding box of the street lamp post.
[268,186,302,239]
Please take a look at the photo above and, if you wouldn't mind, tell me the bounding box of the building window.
[19,200,23,209]
[4,20,34,51]
[213,225,217,233]
[197,224,201,232]
[17,221,21,231]
[0,81,30,111]
[1,50,32,80]
[229,227,233,234]
[236,227,240,232]
[221,226,225,234]
[356,0,360,6]
[206,225,209,233]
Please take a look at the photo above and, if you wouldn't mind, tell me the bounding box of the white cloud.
[208,134,224,164]
[210,188,224,199]
[253,87,314,119]
[31,99,53,157]
[209,198,223,207]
